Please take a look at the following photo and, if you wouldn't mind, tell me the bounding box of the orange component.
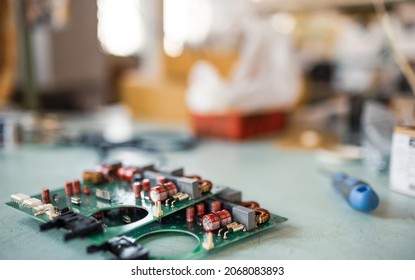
[83,186,90,195]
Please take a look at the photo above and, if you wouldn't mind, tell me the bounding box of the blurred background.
[1,0,415,172]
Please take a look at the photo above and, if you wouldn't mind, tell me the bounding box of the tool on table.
[320,170,379,212]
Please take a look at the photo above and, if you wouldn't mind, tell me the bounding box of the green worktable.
[1,123,414,260]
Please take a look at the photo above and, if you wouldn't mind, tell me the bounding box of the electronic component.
[156,176,167,184]
[255,208,271,224]
[232,205,256,231]
[199,180,213,194]
[73,180,81,195]
[210,200,222,212]
[240,201,260,209]
[201,209,232,232]
[40,211,103,241]
[202,232,215,251]
[218,222,245,239]
[71,197,81,205]
[159,166,184,177]
[95,188,111,202]
[34,204,57,220]
[34,203,53,216]
[153,201,163,218]
[185,175,213,193]
[83,186,90,195]
[149,182,177,203]
[117,167,139,182]
[53,193,60,202]
[132,182,141,198]
[22,198,42,208]
[196,202,205,216]
[10,193,30,203]
[87,236,149,260]
[97,161,122,181]
[41,188,51,204]
[216,188,242,203]
[141,179,151,192]
[165,192,190,207]
[122,215,131,224]
[65,182,73,196]
[144,170,201,199]
[186,206,195,223]
[83,171,105,184]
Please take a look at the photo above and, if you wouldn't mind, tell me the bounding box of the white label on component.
[390,130,415,197]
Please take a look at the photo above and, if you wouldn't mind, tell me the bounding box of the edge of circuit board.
[6,161,288,260]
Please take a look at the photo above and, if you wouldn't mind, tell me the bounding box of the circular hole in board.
[91,206,148,227]
[137,230,199,259]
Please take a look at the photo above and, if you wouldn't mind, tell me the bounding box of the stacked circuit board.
[6,162,287,259]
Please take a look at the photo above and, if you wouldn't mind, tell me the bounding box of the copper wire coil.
[240,201,260,210]
[255,208,271,224]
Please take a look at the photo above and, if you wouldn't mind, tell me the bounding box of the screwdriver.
[320,170,379,212]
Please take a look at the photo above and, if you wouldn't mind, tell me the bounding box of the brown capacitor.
[196,202,205,216]
[202,210,232,232]
[142,179,151,192]
[83,186,90,195]
[210,200,222,212]
[98,165,114,178]
[65,182,73,196]
[124,167,139,182]
[132,182,141,198]
[186,206,195,223]
[149,182,178,202]
[156,176,167,184]
[41,188,51,204]
[117,167,126,180]
[73,180,81,194]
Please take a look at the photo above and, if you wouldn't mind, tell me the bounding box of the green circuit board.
[6,180,225,244]
[6,163,288,259]
[124,210,287,260]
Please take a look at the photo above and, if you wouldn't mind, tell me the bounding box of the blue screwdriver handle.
[330,172,379,212]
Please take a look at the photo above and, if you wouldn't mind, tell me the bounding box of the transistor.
[87,236,149,260]
[40,211,103,241]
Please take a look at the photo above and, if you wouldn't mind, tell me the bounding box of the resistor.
[149,182,177,202]
[132,182,141,199]
[196,202,205,216]
[201,209,232,232]
[65,182,73,196]
[41,188,51,204]
[186,206,195,223]
[73,180,81,195]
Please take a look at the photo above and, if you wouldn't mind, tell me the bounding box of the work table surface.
[1,126,414,260]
